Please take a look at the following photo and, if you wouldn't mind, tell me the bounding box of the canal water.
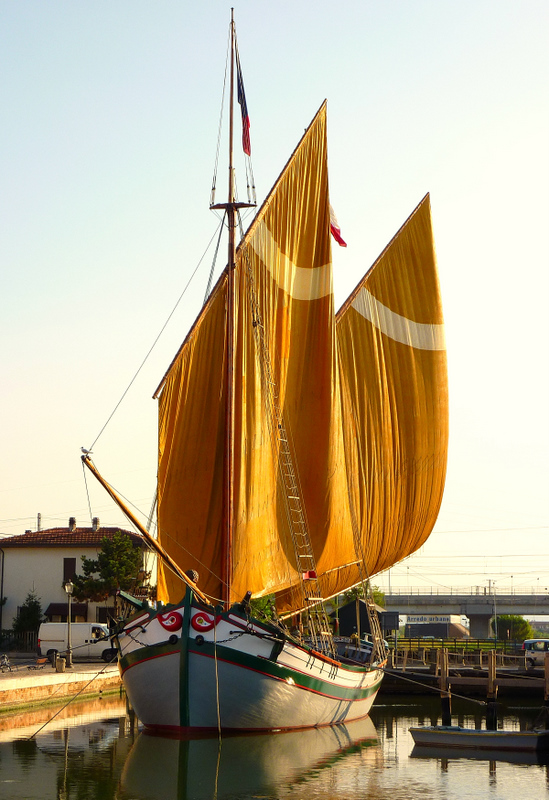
[1,693,548,799]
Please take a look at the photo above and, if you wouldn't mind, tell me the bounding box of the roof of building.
[0,526,144,549]
[44,602,88,617]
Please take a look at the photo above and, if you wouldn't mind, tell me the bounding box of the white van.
[522,639,549,667]
[37,622,116,662]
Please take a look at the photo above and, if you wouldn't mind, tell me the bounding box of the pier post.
[440,648,452,726]
[486,650,498,730]
[544,653,549,729]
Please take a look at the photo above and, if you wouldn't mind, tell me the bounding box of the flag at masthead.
[236,48,251,155]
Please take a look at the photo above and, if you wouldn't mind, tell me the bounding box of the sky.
[1,1,548,599]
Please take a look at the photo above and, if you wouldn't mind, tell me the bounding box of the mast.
[210,10,254,606]
[223,9,236,608]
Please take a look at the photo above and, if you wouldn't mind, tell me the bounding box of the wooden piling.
[486,650,498,730]
[440,648,452,726]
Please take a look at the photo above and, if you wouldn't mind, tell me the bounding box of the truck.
[37,622,117,662]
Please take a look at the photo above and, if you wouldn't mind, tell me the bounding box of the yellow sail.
[156,276,228,602]
[336,194,448,576]
[231,102,358,606]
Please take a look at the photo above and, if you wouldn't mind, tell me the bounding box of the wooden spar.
[81,455,212,606]
[210,11,255,607]
[222,8,236,608]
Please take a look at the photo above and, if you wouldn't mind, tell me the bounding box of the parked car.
[37,622,116,662]
[522,638,549,667]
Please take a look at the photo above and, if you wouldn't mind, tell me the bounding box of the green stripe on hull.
[190,641,383,701]
[121,639,383,703]
[121,641,179,671]
[178,588,193,728]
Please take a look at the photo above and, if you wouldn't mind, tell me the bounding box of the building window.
[63,557,76,582]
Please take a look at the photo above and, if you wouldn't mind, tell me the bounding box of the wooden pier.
[381,646,549,699]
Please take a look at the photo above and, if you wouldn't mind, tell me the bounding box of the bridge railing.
[384,586,548,596]
[387,638,529,669]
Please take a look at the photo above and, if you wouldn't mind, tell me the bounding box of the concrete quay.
[0,654,122,710]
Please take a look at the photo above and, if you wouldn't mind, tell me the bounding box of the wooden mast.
[210,10,254,607]
[223,9,236,608]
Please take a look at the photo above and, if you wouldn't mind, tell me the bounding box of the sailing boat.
[83,14,448,734]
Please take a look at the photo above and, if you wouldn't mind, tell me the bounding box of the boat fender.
[195,635,205,646]
[168,634,179,645]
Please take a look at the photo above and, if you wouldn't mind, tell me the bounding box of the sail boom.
[81,455,212,606]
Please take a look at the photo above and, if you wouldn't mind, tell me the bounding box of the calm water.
[1,693,548,799]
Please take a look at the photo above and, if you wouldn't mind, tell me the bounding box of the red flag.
[330,205,347,247]
[236,50,251,155]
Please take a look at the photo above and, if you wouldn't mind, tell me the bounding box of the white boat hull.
[116,592,384,733]
[410,725,549,753]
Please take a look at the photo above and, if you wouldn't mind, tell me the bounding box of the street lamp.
[64,580,73,668]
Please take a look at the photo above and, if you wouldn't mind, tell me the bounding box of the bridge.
[383,587,549,637]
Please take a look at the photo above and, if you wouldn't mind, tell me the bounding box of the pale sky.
[1,1,548,597]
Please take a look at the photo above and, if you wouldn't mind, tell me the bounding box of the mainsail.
[156,104,359,607]
[336,194,448,577]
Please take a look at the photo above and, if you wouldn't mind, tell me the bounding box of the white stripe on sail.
[248,221,332,301]
[352,288,445,351]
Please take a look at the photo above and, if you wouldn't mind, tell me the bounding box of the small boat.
[82,11,448,734]
[409,725,549,753]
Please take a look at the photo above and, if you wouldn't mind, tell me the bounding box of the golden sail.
[336,194,448,577]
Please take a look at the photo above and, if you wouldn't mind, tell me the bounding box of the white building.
[0,517,147,631]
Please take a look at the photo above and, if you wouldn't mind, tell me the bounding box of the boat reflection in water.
[411,743,549,767]
[119,716,379,800]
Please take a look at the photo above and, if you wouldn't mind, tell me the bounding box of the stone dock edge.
[0,663,122,712]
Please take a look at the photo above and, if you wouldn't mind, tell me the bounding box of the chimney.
[37,512,41,532]
[92,517,100,531]
[68,517,76,531]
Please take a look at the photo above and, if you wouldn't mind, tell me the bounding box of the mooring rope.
[380,666,487,706]
[27,652,120,740]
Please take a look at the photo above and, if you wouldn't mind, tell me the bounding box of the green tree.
[12,590,43,633]
[72,532,144,602]
[250,594,275,620]
[343,582,385,608]
[492,614,534,641]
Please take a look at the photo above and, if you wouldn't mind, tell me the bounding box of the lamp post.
[64,580,73,668]
[0,548,4,645]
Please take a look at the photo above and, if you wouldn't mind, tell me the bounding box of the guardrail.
[386,640,533,673]
[389,637,522,655]
[0,630,37,652]
[384,586,549,596]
